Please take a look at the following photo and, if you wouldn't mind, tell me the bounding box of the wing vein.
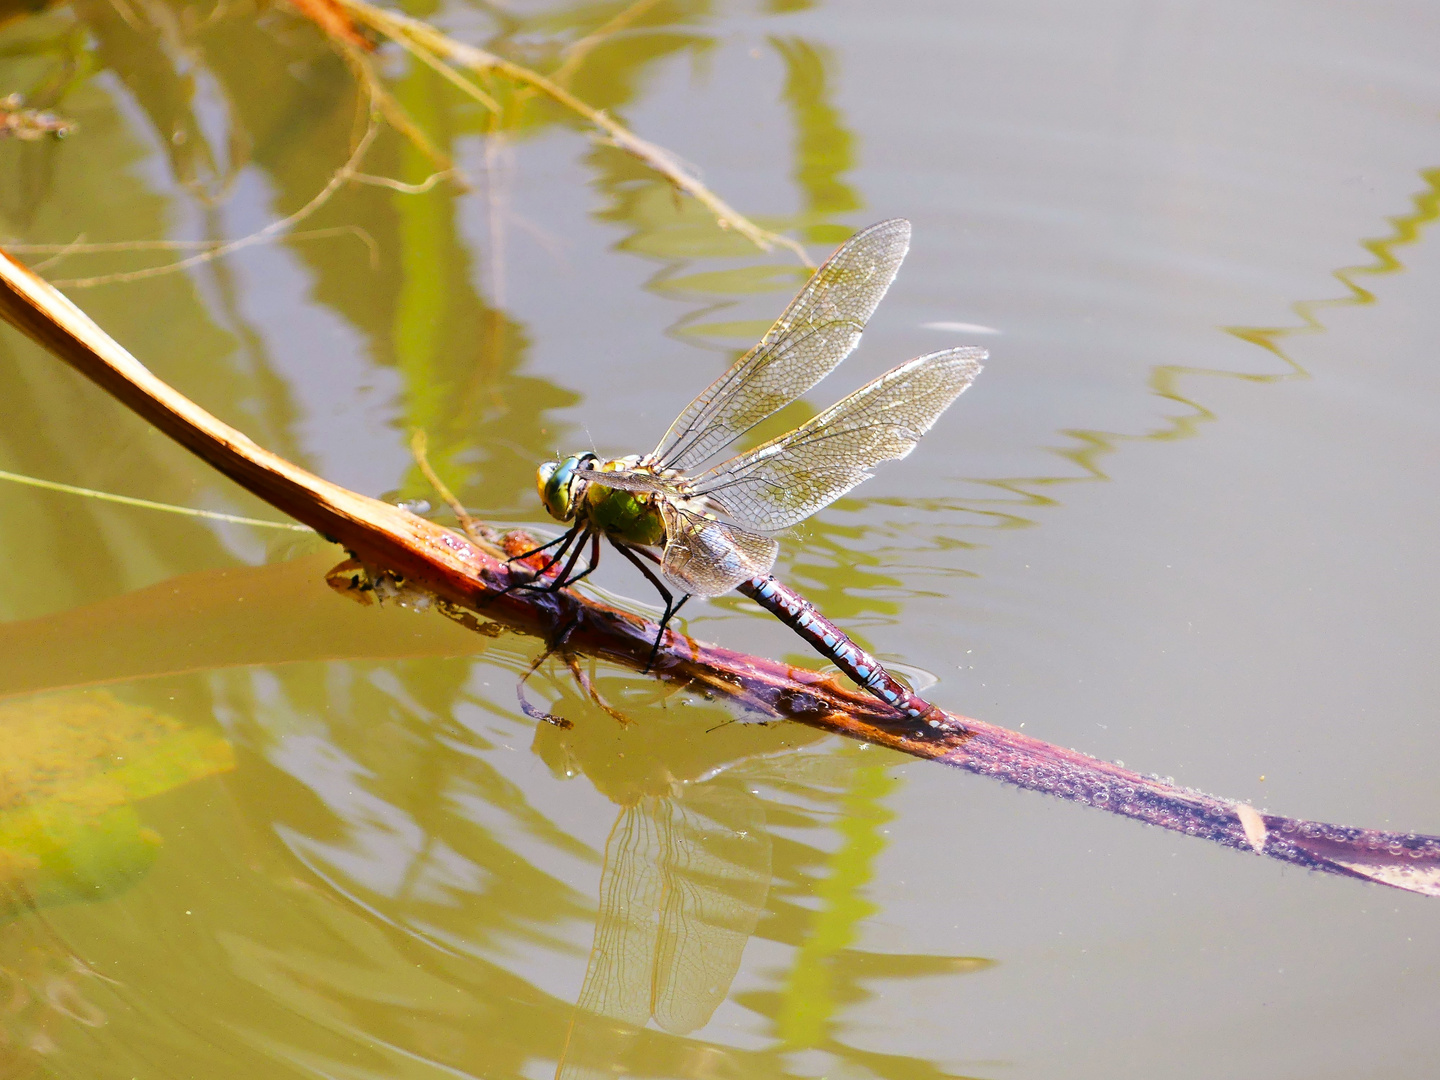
[687,347,984,533]
[649,220,912,473]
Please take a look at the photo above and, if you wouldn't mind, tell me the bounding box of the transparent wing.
[573,466,675,495]
[650,219,912,473]
[659,502,779,598]
[692,347,985,533]
[558,784,771,1078]
[651,782,771,1035]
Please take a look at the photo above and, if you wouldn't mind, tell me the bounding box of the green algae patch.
[0,691,234,917]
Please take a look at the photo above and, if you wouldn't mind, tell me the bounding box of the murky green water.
[1,0,1438,1076]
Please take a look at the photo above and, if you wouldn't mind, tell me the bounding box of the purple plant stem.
[928,716,1440,896]
[706,577,1440,898]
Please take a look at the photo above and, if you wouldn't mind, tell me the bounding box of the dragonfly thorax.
[536,452,669,548]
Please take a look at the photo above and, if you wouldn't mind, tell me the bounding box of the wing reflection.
[558,776,770,1079]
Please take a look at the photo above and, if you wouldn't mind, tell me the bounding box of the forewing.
[659,503,778,598]
[651,219,912,473]
[693,347,984,532]
[574,467,676,495]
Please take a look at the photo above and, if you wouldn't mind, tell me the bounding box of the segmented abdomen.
[738,575,936,720]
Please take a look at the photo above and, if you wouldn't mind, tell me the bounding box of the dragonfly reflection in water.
[526,220,984,719]
[555,776,771,1080]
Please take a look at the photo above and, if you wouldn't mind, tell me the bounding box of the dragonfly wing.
[693,347,985,532]
[659,503,779,597]
[574,467,677,495]
[573,801,666,1029]
[651,219,912,473]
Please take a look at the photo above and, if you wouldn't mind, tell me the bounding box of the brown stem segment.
[2,247,1439,898]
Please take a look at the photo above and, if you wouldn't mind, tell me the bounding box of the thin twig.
[350,170,455,194]
[547,0,667,89]
[390,30,502,115]
[11,225,381,270]
[409,429,492,545]
[0,468,312,531]
[24,233,88,272]
[341,43,461,181]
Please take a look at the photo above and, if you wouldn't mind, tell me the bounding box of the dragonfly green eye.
[536,459,568,520]
[536,454,595,521]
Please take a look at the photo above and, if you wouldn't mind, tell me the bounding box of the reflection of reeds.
[6,0,808,290]
[776,759,891,1049]
[771,758,995,1055]
[14,112,395,288]
[334,0,810,263]
[772,36,860,237]
[967,167,1440,527]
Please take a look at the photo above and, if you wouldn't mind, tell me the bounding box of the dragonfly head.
[536,453,597,522]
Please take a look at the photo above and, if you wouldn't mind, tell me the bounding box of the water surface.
[1,0,1438,1077]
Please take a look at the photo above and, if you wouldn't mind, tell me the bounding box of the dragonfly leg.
[516,615,581,728]
[552,529,603,592]
[609,538,690,673]
[662,592,692,632]
[562,653,630,726]
[502,524,582,596]
[622,544,692,660]
[506,529,573,565]
[524,527,594,593]
[646,594,693,673]
[517,644,569,728]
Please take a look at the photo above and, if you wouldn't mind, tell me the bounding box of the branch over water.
[0,249,1436,898]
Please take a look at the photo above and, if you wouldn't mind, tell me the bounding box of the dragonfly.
[523,219,984,720]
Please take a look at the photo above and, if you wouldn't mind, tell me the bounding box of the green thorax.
[584,465,666,547]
